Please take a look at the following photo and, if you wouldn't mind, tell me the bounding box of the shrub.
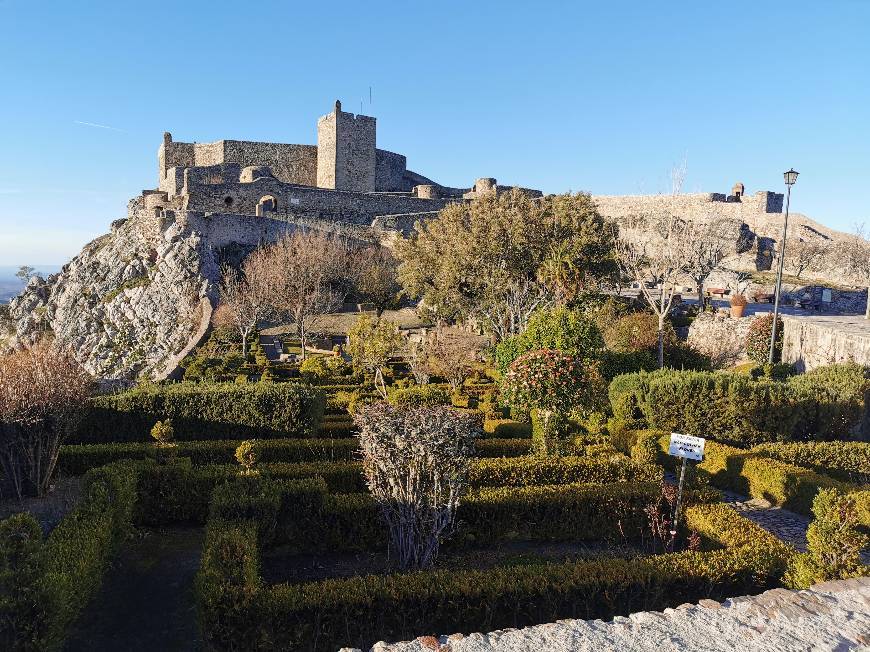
[662,342,712,372]
[752,441,870,484]
[299,356,330,383]
[354,403,479,569]
[0,342,92,497]
[387,385,451,407]
[75,382,325,443]
[150,419,174,445]
[491,306,603,373]
[598,349,658,382]
[746,314,783,364]
[347,315,403,398]
[235,440,258,474]
[784,489,869,588]
[630,431,660,466]
[749,363,796,381]
[788,363,870,440]
[482,419,532,439]
[604,313,676,353]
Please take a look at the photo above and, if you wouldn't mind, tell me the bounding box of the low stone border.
[342,577,870,652]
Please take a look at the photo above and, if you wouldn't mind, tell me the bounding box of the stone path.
[351,577,870,652]
[721,490,811,551]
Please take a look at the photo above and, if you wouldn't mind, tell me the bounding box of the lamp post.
[769,168,799,364]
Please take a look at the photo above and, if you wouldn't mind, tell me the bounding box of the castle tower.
[316,100,376,193]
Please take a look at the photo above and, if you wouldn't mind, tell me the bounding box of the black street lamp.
[769,168,799,364]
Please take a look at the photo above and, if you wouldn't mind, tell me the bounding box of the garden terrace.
[196,473,792,651]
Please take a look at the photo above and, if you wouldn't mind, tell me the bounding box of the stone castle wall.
[181,175,455,224]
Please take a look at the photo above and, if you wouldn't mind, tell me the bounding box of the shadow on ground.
[64,527,204,652]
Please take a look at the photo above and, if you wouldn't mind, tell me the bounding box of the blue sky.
[0,0,867,264]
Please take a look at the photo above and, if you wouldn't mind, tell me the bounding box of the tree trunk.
[657,315,665,369]
[866,286,869,320]
[696,283,704,311]
[299,321,307,360]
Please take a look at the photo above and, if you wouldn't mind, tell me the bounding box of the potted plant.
[729,293,748,319]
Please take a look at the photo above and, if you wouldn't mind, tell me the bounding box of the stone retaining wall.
[781,315,870,371]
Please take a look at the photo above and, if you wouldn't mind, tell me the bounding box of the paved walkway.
[355,578,870,652]
[721,491,811,551]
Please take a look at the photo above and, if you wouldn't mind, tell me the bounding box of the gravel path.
[353,577,870,652]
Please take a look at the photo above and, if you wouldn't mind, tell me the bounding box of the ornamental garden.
[1,191,868,651]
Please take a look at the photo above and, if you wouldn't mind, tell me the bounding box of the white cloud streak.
[74,120,127,132]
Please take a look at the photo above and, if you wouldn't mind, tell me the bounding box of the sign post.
[667,433,705,541]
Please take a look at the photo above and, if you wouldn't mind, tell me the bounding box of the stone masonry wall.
[182,176,455,224]
[317,104,377,192]
[781,315,870,371]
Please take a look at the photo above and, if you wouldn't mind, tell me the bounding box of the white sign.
[668,432,705,461]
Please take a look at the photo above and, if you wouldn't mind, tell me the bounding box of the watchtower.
[316,100,377,193]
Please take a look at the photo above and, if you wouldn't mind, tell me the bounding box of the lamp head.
[784,168,799,186]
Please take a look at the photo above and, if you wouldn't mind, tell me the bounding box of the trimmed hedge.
[610,365,869,446]
[387,385,451,407]
[197,499,791,651]
[752,441,870,485]
[483,419,532,439]
[58,437,534,476]
[0,462,140,650]
[74,382,325,444]
[652,432,861,518]
[131,454,659,526]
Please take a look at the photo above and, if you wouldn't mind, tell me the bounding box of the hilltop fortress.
[139,100,539,240]
[6,102,854,382]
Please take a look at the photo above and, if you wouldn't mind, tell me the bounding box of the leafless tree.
[843,225,870,319]
[257,230,352,359]
[213,256,273,358]
[681,217,730,307]
[614,211,690,368]
[721,268,753,297]
[479,277,551,342]
[353,245,402,316]
[425,326,486,392]
[783,238,829,279]
[406,341,430,386]
[0,341,91,498]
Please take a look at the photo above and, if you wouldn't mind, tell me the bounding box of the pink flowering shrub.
[501,349,602,414]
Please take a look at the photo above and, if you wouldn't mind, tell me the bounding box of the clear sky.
[0,0,867,265]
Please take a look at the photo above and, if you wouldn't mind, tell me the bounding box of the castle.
[140,100,541,235]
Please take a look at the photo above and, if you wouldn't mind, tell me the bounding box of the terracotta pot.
[730,304,746,319]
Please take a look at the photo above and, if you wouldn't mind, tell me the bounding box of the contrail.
[74,120,126,132]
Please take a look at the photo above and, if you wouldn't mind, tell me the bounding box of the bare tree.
[783,238,829,280]
[213,255,272,358]
[843,225,870,320]
[407,341,430,386]
[0,341,91,498]
[353,245,402,316]
[682,217,730,307]
[614,212,689,368]
[257,231,351,359]
[479,277,551,342]
[425,326,486,392]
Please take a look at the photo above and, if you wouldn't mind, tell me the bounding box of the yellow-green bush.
[752,441,870,484]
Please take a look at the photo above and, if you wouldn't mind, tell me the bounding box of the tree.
[425,327,485,392]
[783,238,829,280]
[347,314,404,398]
[15,266,35,284]
[396,190,617,341]
[491,305,604,373]
[0,341,91,497]
[213,255,273,359]
[354,403,479,570]
[354,245,402,316]
[501,348,604,456]
[842,226,870,320]
[256,231,352,358]
[681,217,730,307]
[614,211,690,368]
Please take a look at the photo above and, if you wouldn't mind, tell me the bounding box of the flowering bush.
[746,314,783,364]
[501,349,601,414]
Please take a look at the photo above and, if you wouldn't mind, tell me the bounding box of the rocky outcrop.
[8,210,220,383]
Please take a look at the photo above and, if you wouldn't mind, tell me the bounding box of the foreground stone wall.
[348,577,870,652]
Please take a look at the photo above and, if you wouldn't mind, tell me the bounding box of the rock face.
[8,207,218,383]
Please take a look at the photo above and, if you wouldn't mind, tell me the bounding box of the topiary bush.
[299,356,330,384]
[387,385,451,408]
[784,489,869,589]
[745,313,783,364]
[501,349,604,456]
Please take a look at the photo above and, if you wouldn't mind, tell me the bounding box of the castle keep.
[145,100,540,234]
